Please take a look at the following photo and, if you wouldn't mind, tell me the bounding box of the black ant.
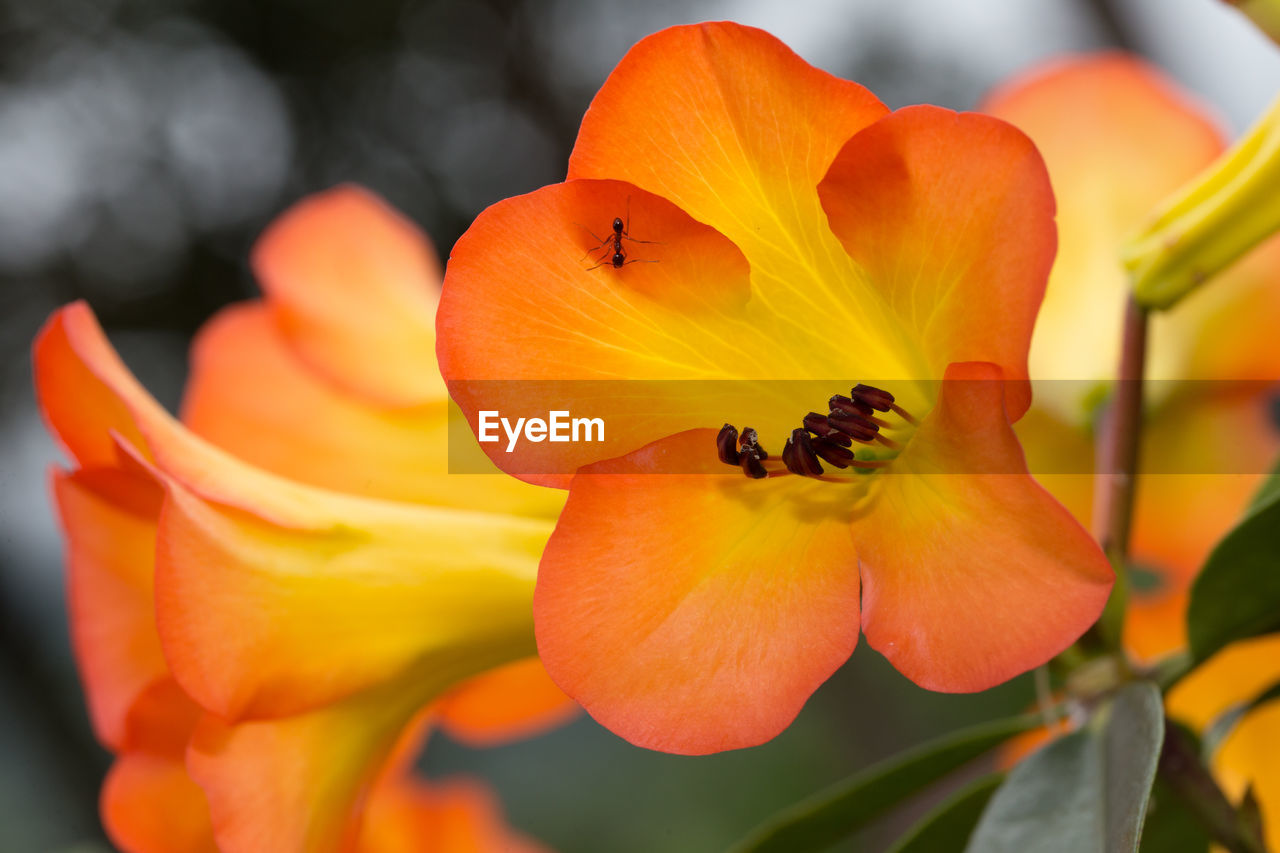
[580,200,659,271]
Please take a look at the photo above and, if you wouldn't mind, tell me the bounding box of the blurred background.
[0,0,1277,850]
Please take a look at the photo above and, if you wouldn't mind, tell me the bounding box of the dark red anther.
[829,394,873,417]
[717,423,741,465]
[718,383,907,480]
[781,436,798,474]
[827,412,879,442]
[810,436,854,468]
[851,384,894,412]
[781,438,802,475]
[802,412,853,446]
[783,428,824,476]
[740,450,768,479]
[740,427,768,460]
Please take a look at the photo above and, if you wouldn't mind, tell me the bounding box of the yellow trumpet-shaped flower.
[1125,90,1280,310]
[1227,0,1280,45]
[36,187,573,851]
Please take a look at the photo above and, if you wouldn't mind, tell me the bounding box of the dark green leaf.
[1188,459,1280,661]
[1138,780,1211,853]
[964,682,1163,853]
[728,713,1041,853]
[886,774,1003,853]
[1238,785,1266,851]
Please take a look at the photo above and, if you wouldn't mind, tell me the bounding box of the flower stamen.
[718,423,771,479]
[718,384,916,479]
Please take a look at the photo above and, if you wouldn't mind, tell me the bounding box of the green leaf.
[1138,780,1211,853]
[1239,786,1266,851]
[964,682,1163,853]
[886,774,1003,853]
[1186,457,1280,661]
[728,713,1041,853]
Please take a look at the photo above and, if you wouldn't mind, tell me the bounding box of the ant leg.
[585,256,657,272]
[575,223,612,261]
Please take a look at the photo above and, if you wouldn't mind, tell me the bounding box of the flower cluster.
[37,188,574,850]
[31,18,1280,853]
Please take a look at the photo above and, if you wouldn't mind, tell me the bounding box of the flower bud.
[1124,92,1280,309]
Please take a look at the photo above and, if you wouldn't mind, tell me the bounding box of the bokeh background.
[1,0,1277,850]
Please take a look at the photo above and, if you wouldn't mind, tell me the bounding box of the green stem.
[1094,296,1149,649]
[1158,721,1269,853]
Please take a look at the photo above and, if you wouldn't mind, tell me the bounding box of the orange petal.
[561,24,937,413]
[997,714,1073,770]
[102,751,217,853]
[1014,385,1277,662]
[51,467,167,751]
[1011,406,1095,528]
[1166,634,1280,731]
[438,177,760,487]
[188,679,427,853]
[36,302,549,545]
[182,300,564,517]
[533,430,860,755]
[252,185,444,406]
[818,106,1055,420]
[982,54,1233,395]
[35,306,154,471]
[435,657,579,747]
[120,676,205,756]
[1211,699,1280,853]
[856,363,1113,692]
[36,302,315,528]
[358,777,549,853]
[567,22,887,285]
[155,473,549,722]
[35,304,552,726]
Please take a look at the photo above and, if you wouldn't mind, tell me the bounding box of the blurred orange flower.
[37,187,574,851]
[984,53,1280,661]
[984,53,1280,833]
[1168,636,1280,853]
[437,22,1113,755]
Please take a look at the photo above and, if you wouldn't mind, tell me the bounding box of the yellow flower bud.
[1124,91,1280,309]
[1226,0,1280,45]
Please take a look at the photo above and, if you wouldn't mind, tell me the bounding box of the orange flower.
[1168,636,1280,853]
[982,54,1280,835]
[37,187,574,850]
[983,54,1280,662]
[53,468,549,853]
[436,22,1113,755]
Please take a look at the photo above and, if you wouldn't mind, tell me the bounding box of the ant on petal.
[579,199,659,271]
